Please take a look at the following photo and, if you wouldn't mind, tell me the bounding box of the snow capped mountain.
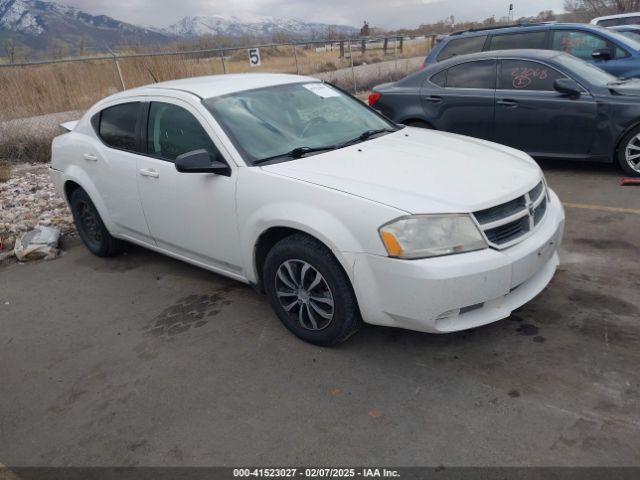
[165,14,357,38]
[0,0,44,35]
[0,1,358,59]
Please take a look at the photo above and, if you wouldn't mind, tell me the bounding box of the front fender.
[241,202,366,284]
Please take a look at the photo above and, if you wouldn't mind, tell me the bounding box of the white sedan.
[50,73,565,345]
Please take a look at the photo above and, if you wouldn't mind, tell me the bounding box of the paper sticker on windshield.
[303,83,340,98]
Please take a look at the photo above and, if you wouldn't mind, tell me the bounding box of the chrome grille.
[472,181,547,248]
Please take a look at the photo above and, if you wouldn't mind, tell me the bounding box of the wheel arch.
[614,120,640,161]
[60,166,117,233]
[251,225,354,293]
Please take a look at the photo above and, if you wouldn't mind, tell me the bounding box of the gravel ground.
[0,163,74,256]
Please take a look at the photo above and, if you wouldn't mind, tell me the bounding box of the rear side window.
[98,103,140,151]
[147,102,219,162]
[551,30,608,60]
[437,35,487,61]
[445,60,496,89]
[488,31,547,50]
[499,60,566,91]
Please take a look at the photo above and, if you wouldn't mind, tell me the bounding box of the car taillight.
[368,92,382,106]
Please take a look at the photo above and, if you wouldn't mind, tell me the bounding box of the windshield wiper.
[253,145,337,165]
[336,128,397,148]
[253,128,399,165]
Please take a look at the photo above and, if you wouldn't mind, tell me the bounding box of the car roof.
[429,48,563,69]
[591,12,640,23]
[130,73,318,99]
[446,22,609,38]
[610,25,640,31]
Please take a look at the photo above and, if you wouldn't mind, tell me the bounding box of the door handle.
[497,99,518,108]
[138,168,159,178]
[82,153,98,161]
[424,95,443,103]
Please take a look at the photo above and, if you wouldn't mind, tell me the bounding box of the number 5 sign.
[248,48,261,67]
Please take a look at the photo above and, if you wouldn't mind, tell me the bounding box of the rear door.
[89,101,154,244]
[421,59,496,140]
[493,59,598,156]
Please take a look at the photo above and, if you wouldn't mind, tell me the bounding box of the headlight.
[379,214,487,259]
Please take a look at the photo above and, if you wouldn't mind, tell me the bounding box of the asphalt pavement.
[1,159,639,467]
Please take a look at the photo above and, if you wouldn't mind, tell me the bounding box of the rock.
[13,225,61,261]
[0,163,75,253]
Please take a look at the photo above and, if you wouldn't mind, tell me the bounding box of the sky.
[61,0,566,29]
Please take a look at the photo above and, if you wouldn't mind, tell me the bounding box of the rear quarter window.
[437,35,487,61]
[430,70,446,87]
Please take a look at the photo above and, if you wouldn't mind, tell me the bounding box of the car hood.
[608,79,640,95]
[261,128,542,214]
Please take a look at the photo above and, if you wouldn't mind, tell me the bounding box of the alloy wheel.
[275,259,335,331]
[625,134,640,173]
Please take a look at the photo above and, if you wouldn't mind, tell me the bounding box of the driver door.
[493,59,597,157]
[135,98,242,274]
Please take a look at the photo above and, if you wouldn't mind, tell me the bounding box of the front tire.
[263,234,362,346]
[617,127,640,177]
[70,188,123,257]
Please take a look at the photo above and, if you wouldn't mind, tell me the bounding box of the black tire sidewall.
[263,236,361,346]
[70,189,114,257]
[617,127,640,177]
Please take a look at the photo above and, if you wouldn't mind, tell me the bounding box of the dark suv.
[426,23,640,78]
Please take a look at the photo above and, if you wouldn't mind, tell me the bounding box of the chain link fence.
[0,35,435,121]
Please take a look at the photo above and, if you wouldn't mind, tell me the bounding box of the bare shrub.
[0,161,11,182]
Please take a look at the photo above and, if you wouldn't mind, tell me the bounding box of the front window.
[203,82,397,165]
[499,60,566,91]
[551,30,609,60]
[556,53,617,86]
[147,102,219,162]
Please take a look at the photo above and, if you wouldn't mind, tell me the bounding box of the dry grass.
[0,38,432,164]
[0,161,11,182]
[0,38,431,122]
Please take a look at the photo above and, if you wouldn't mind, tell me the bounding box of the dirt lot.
[1,160,639,467]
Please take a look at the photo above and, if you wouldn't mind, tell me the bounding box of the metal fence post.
[293,43,299,75]
[107,47,125,90]
[394,36,398,79]
[347,39,356,94]
[220,50,226,74]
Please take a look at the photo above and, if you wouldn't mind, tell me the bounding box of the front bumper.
[352,190,565,334]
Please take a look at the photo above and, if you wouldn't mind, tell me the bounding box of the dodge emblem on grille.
[527,201,535,216]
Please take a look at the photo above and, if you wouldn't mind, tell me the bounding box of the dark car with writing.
[369,49,640,176]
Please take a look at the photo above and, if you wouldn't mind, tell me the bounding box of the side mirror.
[592,48,612,61]
[175,149,231,176]
[554,78,582,98]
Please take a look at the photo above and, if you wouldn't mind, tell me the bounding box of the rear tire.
[263,234,362,346]
[70,188,123,257]
[617,126,640,177]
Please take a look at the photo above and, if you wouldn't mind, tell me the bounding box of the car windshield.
[203,82,397,164]
[594,25,640,50]
[557,53,617,86]
[619,30,640,42]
